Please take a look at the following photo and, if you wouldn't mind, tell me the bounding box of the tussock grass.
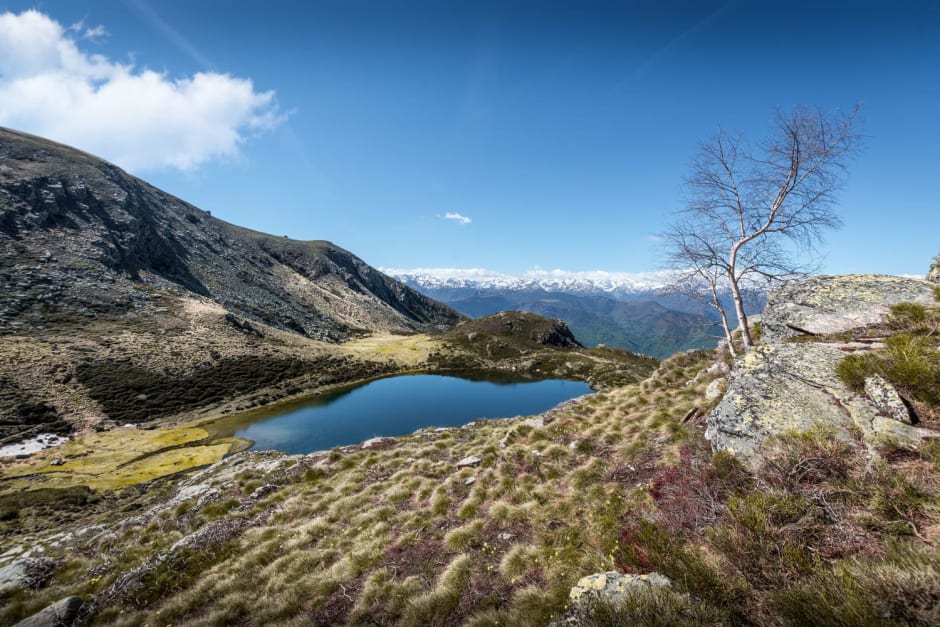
[6,342,938,625]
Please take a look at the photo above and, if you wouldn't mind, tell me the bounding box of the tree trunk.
[712,291,737,358]
[728,275,753,351]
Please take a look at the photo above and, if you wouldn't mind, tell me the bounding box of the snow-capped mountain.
[381,267,768,358]
[380,267,678,299]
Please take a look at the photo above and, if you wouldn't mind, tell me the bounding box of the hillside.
[2,268,938,625]
[0,127,460,341]
[444,290,721,358]
[0,127,466,440]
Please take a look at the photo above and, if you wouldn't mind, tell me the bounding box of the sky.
[0,1,937,277]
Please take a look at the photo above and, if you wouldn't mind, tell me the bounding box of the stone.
[760,275,936,343]
[0,558,55,595]
[704,377,726,400]
[361,437,394,450]
[520,417,546,429]
[14,596,82,627]
[249,484,279,500]
[864,375,913,424]
[464,476,476,486]
[455,455,481,468]
[928,255,940,284]
[558,571,674,624]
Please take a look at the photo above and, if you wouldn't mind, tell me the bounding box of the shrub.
[888,302,929,329]
[837,333,940,405]
[706,491,820,590]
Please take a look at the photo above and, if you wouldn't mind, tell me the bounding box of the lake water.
[216,374,591,454]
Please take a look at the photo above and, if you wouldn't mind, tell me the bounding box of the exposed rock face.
[0,558,55,595]
[708,275,938,458]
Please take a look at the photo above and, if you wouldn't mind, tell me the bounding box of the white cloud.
[0,10,284,172]
[442,212,472,225]
[68,19,108,41]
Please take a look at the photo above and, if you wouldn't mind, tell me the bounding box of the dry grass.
[0,348,705,626]
[8,339,936,625]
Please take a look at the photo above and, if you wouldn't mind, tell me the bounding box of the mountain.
[384,268,677,299]
[0,127,460,342]
[385,270,743,358]
[0,127,465,441]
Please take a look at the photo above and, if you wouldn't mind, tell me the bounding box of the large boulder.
[708,275,938,459]
[760,274,936,343]
[0,558,55,596]
[14,596,82,627]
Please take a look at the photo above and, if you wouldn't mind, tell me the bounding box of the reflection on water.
[209,374,591,454]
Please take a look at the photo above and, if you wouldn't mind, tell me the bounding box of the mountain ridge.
[0,126,462,341]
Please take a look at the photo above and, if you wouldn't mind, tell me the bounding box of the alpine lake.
[209,373,592,454]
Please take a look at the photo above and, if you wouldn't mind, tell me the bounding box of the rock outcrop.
[928,254,940,284]
[759,274,935,343]
[555,572,674,624]
[707,275,938,458]
[14,596,82,627]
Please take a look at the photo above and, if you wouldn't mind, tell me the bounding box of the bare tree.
[662,105,862,354]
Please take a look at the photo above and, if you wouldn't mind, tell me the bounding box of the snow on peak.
[381,267,677,293]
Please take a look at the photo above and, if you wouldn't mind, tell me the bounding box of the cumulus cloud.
[442,212,472,225]
[0,10,284,172]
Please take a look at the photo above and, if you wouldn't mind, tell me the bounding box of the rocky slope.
[0,127,460,342]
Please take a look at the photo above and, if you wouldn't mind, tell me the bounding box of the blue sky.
[1,1,938,276]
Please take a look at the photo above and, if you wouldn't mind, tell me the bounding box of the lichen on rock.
[760,274,936,343]
[555,571,674,625]
[708,274,938,459]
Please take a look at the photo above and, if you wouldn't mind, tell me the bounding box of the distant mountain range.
[385,269,765,359]
[382,268,677,299]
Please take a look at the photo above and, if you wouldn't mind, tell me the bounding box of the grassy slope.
[3,305,939,625]
[0,351,701,626]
